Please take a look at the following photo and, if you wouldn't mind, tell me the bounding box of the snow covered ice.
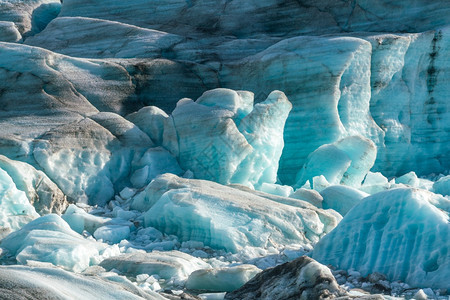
[0,0,449,299]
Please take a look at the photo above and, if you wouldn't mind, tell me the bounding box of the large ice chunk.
[295,135,377,188]
[186,265,261,292]
[100,251,209,280]
[0,265,164,300]
[0,214,117,272]
[163,89,292,188]
[137,174,339,253]
[312,188,450,289]
[0,168,39,238]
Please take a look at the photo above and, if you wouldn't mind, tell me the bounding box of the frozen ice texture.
[0,155,67,215]
[0,168,39,238]
[0,214,117,272]
[138,174,339,253]
[295,136,377,188]
[93,225,131,244]
[433,175,450,196]
[100,251,209,280]
[0,265,164,300]
[163,89,291,188]
[312,188,450,289]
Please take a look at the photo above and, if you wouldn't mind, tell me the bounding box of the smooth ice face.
[163,89,292,188]
[320,185,369,216]
[0,214,117,273]
[0,168,39,237]
[100,251,210,281]
[186,264,261,292]
[312,188,450,289]
[295,135,377,188]
[139,174,339,253]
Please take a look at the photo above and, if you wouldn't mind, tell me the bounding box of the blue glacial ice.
[312,188,450,289]
[163,89,292,188]
[0,168,39,238]
[138,174,340,253]
[0,0,449,297]
[0,214,119,272]
[100,250,210,282]
[295,135,377,188]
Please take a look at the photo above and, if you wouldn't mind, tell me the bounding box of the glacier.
[0,0,449,299]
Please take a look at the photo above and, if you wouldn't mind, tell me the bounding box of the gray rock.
[224,256,347,300]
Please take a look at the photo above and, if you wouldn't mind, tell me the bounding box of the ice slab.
[138,174,340,253]
[0,214,117,272]
[0,265,164,300]
[163,89,291,188]
[186,265,261,292]
[312,188,450,289]
[100,251,209,281]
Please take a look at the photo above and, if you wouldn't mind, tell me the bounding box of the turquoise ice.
[312,188,450,289]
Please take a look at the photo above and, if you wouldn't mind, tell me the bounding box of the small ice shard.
[0,214,117,273]
[296,135,377,188]
[0,168,39,238]
[163,89,292,188]
[186,265,261,292]
[100,250,209,280]
[224,256,347,299]
[360,171,390,194]
[320,185,369,216]
[312,188,450,289]
[138,174,339,253]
